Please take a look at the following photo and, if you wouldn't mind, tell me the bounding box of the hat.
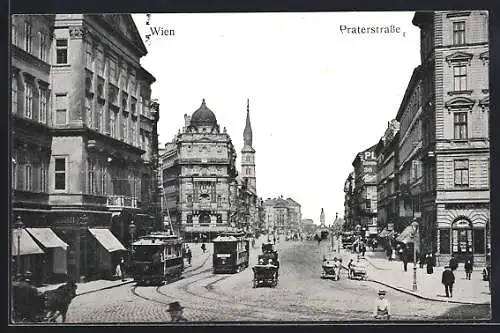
[378,290,386,295]
[444,265,450,269]
[168,301,184,312]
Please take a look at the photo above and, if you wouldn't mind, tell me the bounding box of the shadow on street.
[434,303,490,321]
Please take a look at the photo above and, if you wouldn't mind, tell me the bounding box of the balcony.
[107,195,138,209]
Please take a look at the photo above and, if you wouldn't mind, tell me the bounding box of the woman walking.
[426,253,434,274]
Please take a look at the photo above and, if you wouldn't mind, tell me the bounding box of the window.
[122,115,128,141]
[39,87,47,124]
[453,21,466,45]
[454,159,469,187]
[55,94,67,125]
[88,159,96,194]
[25,82,33,118]
[56,39,68,64]
[453,65,467,91]
[54,158,66,190]
[110,111,116,137]
[11,73,18,114]
[24,22,32,53]
[97,49,104,76]
[96,103,103,131]
[40,163,47,192]
[187,194,192,203]
[130,121,136,146]
[85,96,93,128]
[25,164,32,191]
[366,199,371,209]
[109,59,117,84]
[101,166,107,195]
[12,156,17,189]
[440,229,450,254]
[12,24,17,46]
[39,32,48,61]
[85,41,94,69]
[454,112,468,139]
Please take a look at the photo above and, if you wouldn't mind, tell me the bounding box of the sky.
[131,12,421,225]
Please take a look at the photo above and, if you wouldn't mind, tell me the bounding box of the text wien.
[150,27,175,36]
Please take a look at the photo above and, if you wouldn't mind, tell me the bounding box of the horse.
[41,281,78,323]
[12,281,46,323]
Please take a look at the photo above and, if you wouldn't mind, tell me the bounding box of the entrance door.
[199,212,211,224]
[452,219,473,262]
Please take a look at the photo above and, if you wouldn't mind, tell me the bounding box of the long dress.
[426,256,434,274]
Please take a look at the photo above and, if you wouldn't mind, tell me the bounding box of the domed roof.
[191,99,218,127]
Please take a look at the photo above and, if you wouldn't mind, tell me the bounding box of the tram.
[130,232,184,285]
[212,231,250,273]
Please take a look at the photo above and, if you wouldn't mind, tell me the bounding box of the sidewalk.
[37,278,134,296]
[340,248,491,305]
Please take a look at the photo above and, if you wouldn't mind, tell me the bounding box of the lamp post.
[411,219,419,292]
[15,216,24,279]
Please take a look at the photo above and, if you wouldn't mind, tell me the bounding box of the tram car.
[212,231,250,273]
[131,232,184,285]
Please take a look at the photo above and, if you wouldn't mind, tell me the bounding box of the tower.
[241,98,256,194]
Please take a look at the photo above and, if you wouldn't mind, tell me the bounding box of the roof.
[12,229,45,256]
[89,228,127,252]
[132,238,167,246]
[243,99,253,147]
[26,228,68,249]
[190,99,218,127]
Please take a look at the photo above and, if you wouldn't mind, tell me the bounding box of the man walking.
[401,249,408,272]
[464,258,473,280]
[441,266,455,298]
[168,301,188,322]
[449,255,459,272]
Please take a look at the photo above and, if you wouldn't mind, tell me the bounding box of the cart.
[252,264,279,288]
[349,258,368,280]
[321,258,339,280]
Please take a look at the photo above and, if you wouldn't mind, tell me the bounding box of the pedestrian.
[336,258,342,280]
[119,257,125,281]
[464,258,473,280]
[372,239,378,252]
[419,253,425,269]
[373,290,391,320]
[449,255,459,272]
[201,243,206,253]
[401,249,408,272]
[426,253,434,274]
[361,243,366,257]
[441,265,455,298]
[115,260,123,281]
[168,301,188,322]
[186,247,192,265]
[348,259,354,278]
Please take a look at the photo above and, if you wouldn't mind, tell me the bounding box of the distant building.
[351,145,378,236]
[375,120,400,234]
[263,196,302,234]
[301,219,316,234]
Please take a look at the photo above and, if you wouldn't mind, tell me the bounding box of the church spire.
[243,98,253,147]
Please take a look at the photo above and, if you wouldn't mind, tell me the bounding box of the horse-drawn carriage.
[252,263,279,288]
[12,280,77,323]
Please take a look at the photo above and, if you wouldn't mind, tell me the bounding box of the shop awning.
[379,228,395,238]
[11,229,45,256]
[396,225,416,244]
[26,228,68,249]
[89,228,127,252]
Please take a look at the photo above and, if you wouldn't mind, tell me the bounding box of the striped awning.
[12,229,45,256]
[26,228,68,249]
[89,228,127,252]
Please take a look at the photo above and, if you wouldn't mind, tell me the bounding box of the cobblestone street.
[64,237,490,323]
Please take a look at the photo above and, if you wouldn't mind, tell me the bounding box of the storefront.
[11,229,45,285]
[438,217,487,264]
[88,228,128,280]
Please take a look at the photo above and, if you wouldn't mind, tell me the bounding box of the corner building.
[160,100,238,241]
[413,11,489,265]
[11,14,160,282]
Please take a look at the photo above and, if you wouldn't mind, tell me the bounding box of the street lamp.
[411,219,419,292]
[14,216,24,279]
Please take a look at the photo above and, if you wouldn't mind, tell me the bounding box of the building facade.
[343,172,355,230]
[351,145,378,235]
[375,120,400,234]
[263,196,302,234]
[160,100,239,241]
[11,14,160,281]
[413,11,489,265]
